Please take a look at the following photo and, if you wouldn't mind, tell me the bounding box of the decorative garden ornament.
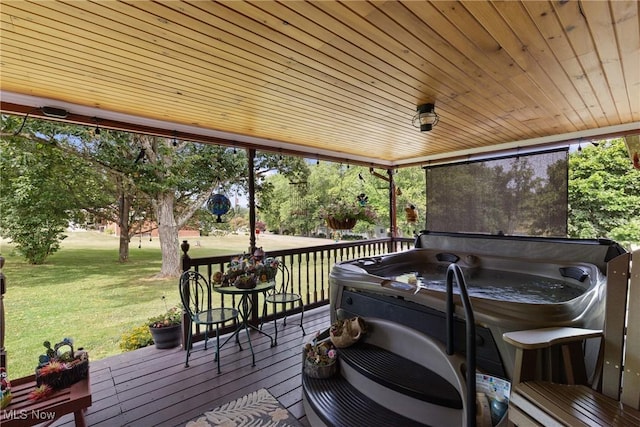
[405,204,418,223]
[329,317,366,348]
[207,193,231,223]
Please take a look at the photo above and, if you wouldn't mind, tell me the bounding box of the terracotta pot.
[326,217,357,230]
[149,324,181,349]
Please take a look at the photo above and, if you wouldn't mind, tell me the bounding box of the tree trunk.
[156,192,181,277]
[117,191,131,262]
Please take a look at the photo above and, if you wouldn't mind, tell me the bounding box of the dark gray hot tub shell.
[330,232,625,380]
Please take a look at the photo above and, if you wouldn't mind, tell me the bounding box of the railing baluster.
[304,252,310,309]
[311,251,317,304]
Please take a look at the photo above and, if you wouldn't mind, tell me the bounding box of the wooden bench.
[0,374,91,427]
[503,250,640,426]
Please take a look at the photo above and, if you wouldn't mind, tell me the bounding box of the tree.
[129,135,247,276]
[2,115,312,275]
[255,155,311,235]
[0,116,112,263]
[569,139,640,245]
[1,116,157,263]
[260,162,406,238]
[94,140,309,277]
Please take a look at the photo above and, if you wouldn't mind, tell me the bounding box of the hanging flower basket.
[319,197,377,230]
[326,216,357,230]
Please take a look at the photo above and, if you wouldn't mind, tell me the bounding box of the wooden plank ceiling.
[1,0,638,167]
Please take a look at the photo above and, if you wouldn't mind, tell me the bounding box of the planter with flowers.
[303,338,338,379]
[148,306,182,349]
[319,195,377,230]
[213,248,280,289]
[34,338,89,391]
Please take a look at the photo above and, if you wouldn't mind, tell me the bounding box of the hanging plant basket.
[326,217,357,230]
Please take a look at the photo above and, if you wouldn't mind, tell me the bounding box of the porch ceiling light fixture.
[41,106,69,119]
[412,103,439,132]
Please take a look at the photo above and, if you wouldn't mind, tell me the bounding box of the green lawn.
[1,231,330,379]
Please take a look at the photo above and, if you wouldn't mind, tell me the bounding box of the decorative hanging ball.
[207,194,231,223]
[357,193,368,207]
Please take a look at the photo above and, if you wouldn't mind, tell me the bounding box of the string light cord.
[12,107,40,135]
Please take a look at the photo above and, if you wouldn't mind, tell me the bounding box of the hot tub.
[330,232,625,380]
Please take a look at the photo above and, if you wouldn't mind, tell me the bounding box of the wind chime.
[133,203,152,249]
[290,181,308,217]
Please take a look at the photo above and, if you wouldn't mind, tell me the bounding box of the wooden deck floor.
[53,305,330,427]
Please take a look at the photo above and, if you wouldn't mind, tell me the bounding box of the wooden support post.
[248,148,256,254]
[388,169,397,248]
[0,256,5,369]
[622,249,640,410]
[180,241,190,350]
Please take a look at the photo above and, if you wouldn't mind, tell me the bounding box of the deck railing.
[180,237,415,346]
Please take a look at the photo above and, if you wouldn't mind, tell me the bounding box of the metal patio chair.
[260,263,305,345]
[179,270,239,373]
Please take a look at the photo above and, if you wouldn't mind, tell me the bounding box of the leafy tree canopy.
[1,116,112,263]
[568,138,640,246]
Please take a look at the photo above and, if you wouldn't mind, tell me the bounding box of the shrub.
[119,324,153,351]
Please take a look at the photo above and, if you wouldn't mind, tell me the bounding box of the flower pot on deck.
[304,358,338,379]
[149,324,181,349]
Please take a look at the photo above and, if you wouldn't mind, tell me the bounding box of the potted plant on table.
[213,249,280,289]
[148,306,182,349]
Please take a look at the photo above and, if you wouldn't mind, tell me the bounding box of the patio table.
[214,281,275,366]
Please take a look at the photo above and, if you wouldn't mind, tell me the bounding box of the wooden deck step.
[302,373,429,427]
[339,342,462,408]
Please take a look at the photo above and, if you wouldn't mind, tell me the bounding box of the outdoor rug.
[185,388,302,427]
